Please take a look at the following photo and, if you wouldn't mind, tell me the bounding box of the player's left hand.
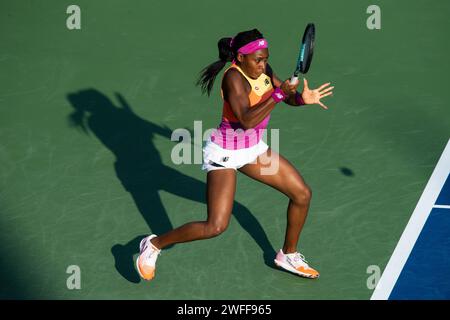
[301,78,334,110]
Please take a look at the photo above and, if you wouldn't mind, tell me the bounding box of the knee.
[204,221,228,238]
[291,184,312,205]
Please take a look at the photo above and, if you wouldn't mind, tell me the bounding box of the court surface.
[1,0,449,299]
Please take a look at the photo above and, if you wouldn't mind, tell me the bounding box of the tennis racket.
[290,23,315,85]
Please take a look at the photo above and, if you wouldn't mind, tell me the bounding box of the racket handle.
[290,75,299,85]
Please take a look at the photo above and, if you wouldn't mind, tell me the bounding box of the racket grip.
[290,75,299,85]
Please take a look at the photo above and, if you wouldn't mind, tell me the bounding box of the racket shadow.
[66,89,276,283]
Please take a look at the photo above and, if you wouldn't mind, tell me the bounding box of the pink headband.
[232,38,269,55]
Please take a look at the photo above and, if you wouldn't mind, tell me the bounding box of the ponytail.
[196,37,233,96]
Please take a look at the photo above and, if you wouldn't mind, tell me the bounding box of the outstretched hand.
[301,78,334,110]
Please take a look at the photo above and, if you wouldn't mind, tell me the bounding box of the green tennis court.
[1,0,449,299]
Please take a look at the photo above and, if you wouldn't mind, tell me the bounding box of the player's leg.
[136,168,237,280]
[239,148,311,252]
[151,168,237,248]
[238,148,319,278]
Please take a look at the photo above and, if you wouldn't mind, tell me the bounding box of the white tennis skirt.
[202,137,269,172]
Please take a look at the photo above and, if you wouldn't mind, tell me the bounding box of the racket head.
[294,23,315,75]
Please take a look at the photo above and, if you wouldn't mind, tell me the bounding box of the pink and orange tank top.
[210,63,274,150]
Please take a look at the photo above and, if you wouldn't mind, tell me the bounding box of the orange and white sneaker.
[136,234,160,281]
[274,249,319,279]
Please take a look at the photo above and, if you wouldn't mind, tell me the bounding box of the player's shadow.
[66,89,276,283]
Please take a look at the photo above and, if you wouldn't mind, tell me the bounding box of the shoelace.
[148,244,161,257]
[292,252,308,264]
[143,241,161,260]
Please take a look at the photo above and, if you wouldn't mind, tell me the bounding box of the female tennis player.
[136,29,333,280]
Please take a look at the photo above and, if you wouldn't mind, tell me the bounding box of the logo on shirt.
[254,86,259,90]
[222,157,229,162]
[265,79,270,86]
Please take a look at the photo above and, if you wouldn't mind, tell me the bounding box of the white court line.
[371,138,450,300]
[433,205,450,209]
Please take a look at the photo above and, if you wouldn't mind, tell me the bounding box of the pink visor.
[237,38,268,54]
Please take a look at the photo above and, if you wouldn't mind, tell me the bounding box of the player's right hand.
[280,79,299,96]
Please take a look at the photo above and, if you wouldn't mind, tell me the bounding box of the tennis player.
[136,29,333,280]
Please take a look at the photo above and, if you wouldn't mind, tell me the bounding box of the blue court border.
[371,139,450,300]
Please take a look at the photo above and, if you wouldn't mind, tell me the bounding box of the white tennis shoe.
[136,234,160,281]
[274,249,319,279]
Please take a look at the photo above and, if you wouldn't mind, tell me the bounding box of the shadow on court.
[66,89,276,283]
[340,167,354,177]
[0,237,36,299]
